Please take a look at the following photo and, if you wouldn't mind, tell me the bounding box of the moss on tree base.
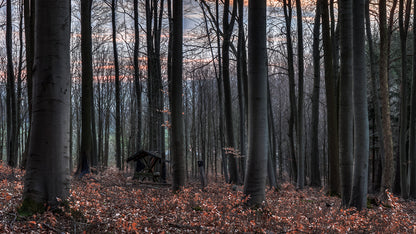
[17,198,46,217]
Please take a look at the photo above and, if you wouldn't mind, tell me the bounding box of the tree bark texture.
[22,0,71,208]
[379,0,395,195]
[351,0,369,210]
[339,0,353,206]
[171,0,186,192]
[244,0,268,207]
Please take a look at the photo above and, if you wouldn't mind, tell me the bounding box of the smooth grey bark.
[295,0,305,190]
[339,0,353,207]
[310,0,321,187]
[409,0,416,198]
[244,0,268,207]
[6,0,18,168]
[111,0,122,170]
[350,0,369,210]
[77,0,94,176]
[322,0,340,196]
[22,0,70,209]
[171,0,185,192]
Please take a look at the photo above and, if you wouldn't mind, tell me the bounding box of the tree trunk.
[77,0,94,176]
[134,0,142,152]
[350,0,369,210]
[222,0,239,184]
[6,0,18,168]
[296,0,305,190]
[398,0,411,198]
[20,0,70,213]
[22,0,35,169]
[409,0,416,198]
[322,0,340,196]
[111,0,122,170]
[237,0,247,182]
[310,0,321,187]
[365,0,384,193]
[339,0,353,206]
[171,0,186,192]
[244,0,268,207]
[283,0,298,184]
[379,0,395,195]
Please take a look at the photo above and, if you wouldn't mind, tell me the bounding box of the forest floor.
[1,163,416,233]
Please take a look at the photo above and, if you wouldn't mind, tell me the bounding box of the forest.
[1,0,416,232]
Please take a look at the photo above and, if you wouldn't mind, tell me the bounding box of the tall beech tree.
[351,0,369,210]
[111,0,122,170]
[283,0,298,181]
[222,0,239,184]
[171,0,185,192]
[339,0,353,206]
[77,0,94,176]
[310,0,322,187]
[409,0,416,198]
[6,0,18,168]
[22,0,35,169]
[244,0,268,207]
[379,0,395,196]
[366,0,384,192]
[133,0,142,152]
[398,0,411,198]
[322,0,340,195]
[295,0,305,190]
[20,0,71,214]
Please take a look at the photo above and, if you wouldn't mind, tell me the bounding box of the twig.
[168,223,204,231]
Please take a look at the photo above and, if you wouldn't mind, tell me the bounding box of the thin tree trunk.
[6,0,18,168]
[283,0,298,184]
[222,0,239,184]
[379,0,395,196]
[295,0,305,190]
[17,1,24,165]
[310,0,321,187]
[237,0,247,182]
[134,0,142,152]
[322,0,340,196]
[22,0,35,169]
[112,0,122,170]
